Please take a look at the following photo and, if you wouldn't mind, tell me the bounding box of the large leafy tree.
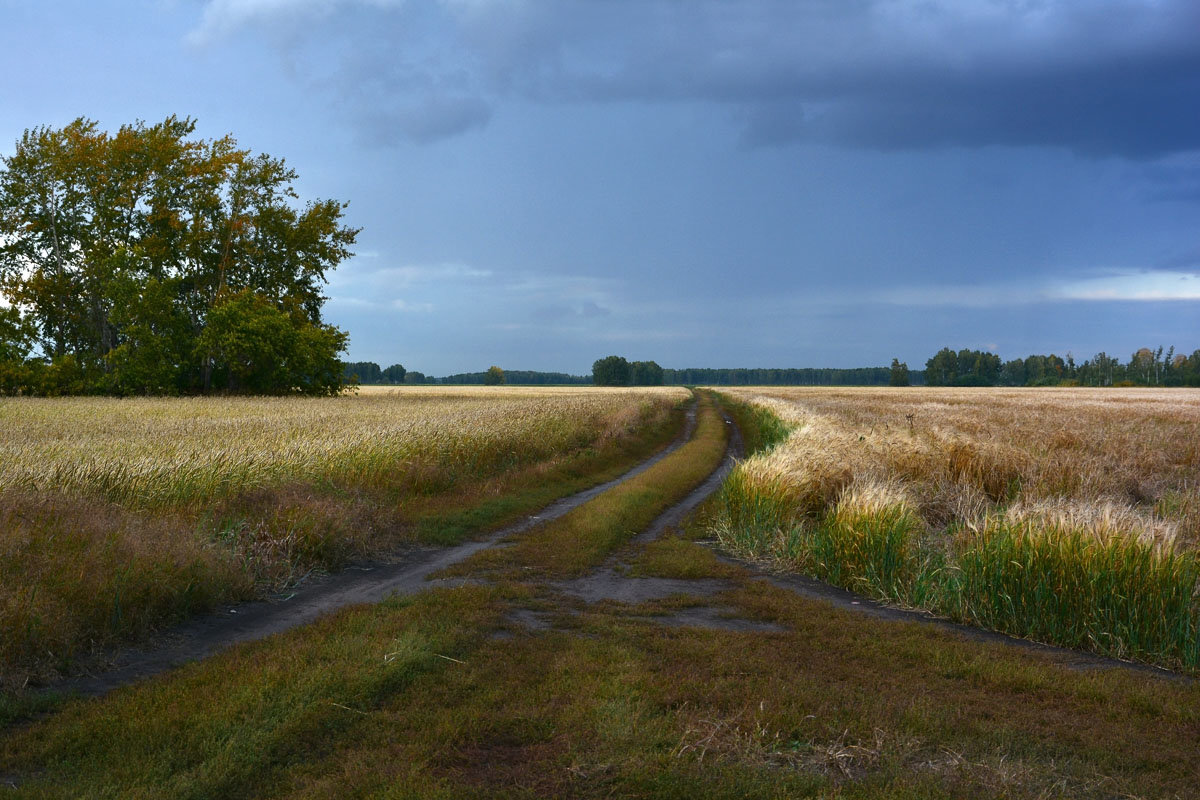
[0,116,357,395]
[592,355,631,386]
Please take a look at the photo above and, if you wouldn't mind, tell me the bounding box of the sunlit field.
[0,386,688,686]
[711,387,1200,670]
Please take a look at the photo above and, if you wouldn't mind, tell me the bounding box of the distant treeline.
[923,346,1200,387]
[343,361,588,385]
[663,367,895,386]
[440,370,590,385]
[345,345,1200,390]
[343,362,413,384]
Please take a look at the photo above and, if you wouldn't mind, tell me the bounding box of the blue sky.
[2,0,1198,374]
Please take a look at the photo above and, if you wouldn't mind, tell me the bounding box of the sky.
[2,0,1198,375]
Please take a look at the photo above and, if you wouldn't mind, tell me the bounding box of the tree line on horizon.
[342,347,1200,389]
[664,366,895,386]
[342,361,590,386]
[919,346,1200,387]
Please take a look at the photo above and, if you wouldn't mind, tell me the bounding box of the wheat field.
[0,386,689,508]
[0,386,688,684]
[721,387,1200,548]
[712,387,1200,669]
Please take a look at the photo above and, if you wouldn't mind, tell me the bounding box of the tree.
[485,365,506,385]
[195,289,346,395]
[889,358,910,386]
[924,348,958,386]
[0,116,358,395]
[382,363,406,384]
[630,360,664,386]
[344,361,382,384]
[592,355,631,386]
[1131,348,1156,384]
[0,304,37,393]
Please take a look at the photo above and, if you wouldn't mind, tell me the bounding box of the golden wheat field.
[711,387,1200,669]
[721,386,1200,549]
[0,386,689,508]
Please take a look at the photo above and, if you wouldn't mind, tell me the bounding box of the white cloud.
[390,298,435,312]
[1050,270,1200,301]
[807,269,1200,309]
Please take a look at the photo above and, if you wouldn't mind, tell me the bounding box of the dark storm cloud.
[739,55,1200,157]
[198,0,1200,157]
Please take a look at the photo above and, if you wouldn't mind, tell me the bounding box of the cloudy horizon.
[2,0,1198,374]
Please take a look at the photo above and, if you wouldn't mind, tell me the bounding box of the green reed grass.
[800,507,924,603]
[948,522,1200,669]
[709,469,798,559]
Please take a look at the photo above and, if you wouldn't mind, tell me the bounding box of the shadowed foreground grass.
[4,543,1199,798]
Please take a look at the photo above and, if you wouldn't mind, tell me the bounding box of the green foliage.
[485,365,506,385]
[196,290,346,395]
[343,361,382,384]
[630,359,664,385]
[592,354,631,386]
[889,358,910,386]
[929,345,1199,387]
[924,347,1000,386]
[341,362,408,384]
[0,304,36,393]
[0,116,357,395]
[591,356,665,386]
